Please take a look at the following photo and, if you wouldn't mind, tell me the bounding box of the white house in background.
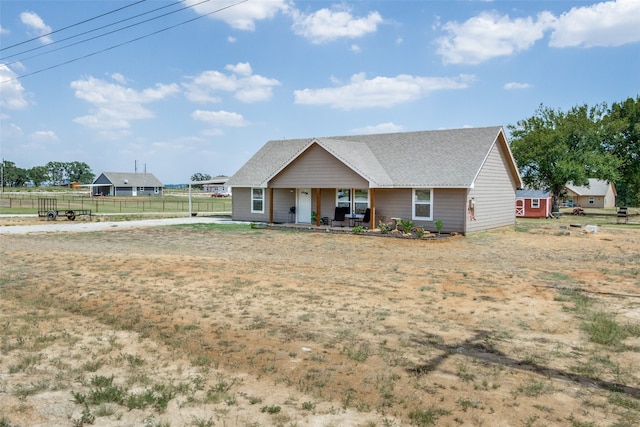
[564,179,617,208]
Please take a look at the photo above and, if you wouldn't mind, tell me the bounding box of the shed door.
[296,189,311,224]
[516,199,524,216]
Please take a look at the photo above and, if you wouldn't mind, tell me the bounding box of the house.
[226,126,523,235]
[564,179,616,209]
[202,176,231,196]
[91,172,164,196]
[516,189,553,218]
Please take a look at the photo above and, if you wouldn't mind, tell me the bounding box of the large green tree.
[190,172,212,190]
[64,161,94,184]
[1,160,28,187]
[603,96,640,206]
[45,161,66,186]
[508,104,621,210]
[27,166,49,187]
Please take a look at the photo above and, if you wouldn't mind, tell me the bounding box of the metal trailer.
[38,198,92,221]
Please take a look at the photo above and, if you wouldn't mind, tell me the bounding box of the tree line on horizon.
[1,161,94,188]
[2,96,638,206]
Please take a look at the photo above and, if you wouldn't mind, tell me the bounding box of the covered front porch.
[264,187,380,228]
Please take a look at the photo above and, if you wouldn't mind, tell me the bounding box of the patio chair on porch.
[362,208,371,228]
[331,206,348,226]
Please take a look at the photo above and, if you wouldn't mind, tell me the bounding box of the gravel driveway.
[0,215,243,234]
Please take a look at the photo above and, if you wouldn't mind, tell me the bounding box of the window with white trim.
[336,188,369,214]
[251,188,264,213]
[337,189,351,211]
[412,189,433,220]
[354,189,369,214]
[588,196,595,205]
[532,198,540,208]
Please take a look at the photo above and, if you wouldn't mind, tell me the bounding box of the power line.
[0,0,148,52]
[1,0,191,62]
[1,0,210,65]
[1,0,248,85]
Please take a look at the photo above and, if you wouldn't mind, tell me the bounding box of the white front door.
[296,188,312,223]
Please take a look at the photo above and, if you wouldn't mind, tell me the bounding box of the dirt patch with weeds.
[1,220,639,426]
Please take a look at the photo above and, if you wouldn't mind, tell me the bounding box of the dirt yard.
[1,218,639,427]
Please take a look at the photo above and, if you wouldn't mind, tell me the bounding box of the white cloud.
[504,82,531,90]
[225,62,252,77]
[294,72,475,110]
[20,11,53,44]
[0,123,24,139]
[187,0,288,31]
[183,63,280,103]
[110,73,127,84]
[0,64,29,110]
[30,130,59,142]
[71,76,180,134]
[0,25,9,35]
[550,0,640,47]
[350,44,362,53]
[191,110,247,127]
[291,6,383,44]
[227,36,237,43]
[435,1,640,65]
[436,11,556,64]
[351,122,405,134]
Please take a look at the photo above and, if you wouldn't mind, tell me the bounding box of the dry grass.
[1,219,639,426]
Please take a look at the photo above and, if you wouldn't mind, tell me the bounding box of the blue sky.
[1,0,639,184]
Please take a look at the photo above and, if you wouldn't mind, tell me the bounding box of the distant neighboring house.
[91,172,164,196]
[226,126,523,235]
[516,189,553,218]
[201,177,231,196]
[564,179,616,208]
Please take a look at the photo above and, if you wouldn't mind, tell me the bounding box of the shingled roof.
[228,126,521,188]
[97,172,163,187]
[566,179,615,196]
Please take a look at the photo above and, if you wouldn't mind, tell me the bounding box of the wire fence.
[0,193,231,214]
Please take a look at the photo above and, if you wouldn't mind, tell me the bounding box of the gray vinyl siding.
[270,143,368,189]
[114,187,133,196]
[272,188,296,223]
[374,189,412,224]
[319,189,337,220]
[231,187,269,222]
[373,188,465,233]
[431,189,466,233]
[466,142,518,233]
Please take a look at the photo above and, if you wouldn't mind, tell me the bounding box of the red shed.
[516,189,553,218]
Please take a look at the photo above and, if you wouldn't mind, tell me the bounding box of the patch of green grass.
[608,392,640,410]
[513,378,554,398]
[343,341,371,362]
[13,379,49,399]
[260,404,281,414]
[408,407,451,426]
[582,311,628,348]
